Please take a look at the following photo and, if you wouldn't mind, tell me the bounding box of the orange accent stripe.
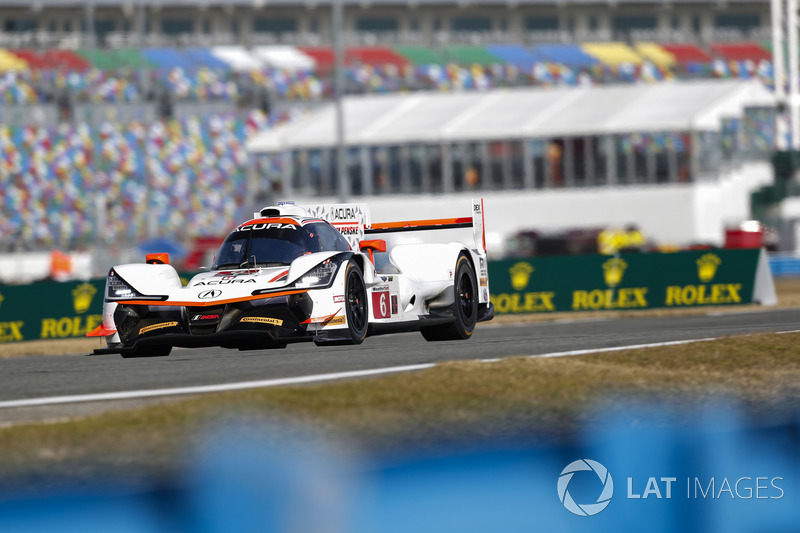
[269,269,290,283]
[117,289,309,307]
[301,307,342,325]
[86,324,117,337]
[370,217,472,230]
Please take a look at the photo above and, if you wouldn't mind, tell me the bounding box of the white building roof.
[246,79,775,153]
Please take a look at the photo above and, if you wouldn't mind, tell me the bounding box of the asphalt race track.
[1,308,799,423]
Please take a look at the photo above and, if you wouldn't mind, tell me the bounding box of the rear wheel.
[421,253,478,341]
[344,260,368,344]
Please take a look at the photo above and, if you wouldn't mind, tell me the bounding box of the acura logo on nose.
[198,290,222,300]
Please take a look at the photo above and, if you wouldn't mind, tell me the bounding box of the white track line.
[0,334,764,410]
[0,363,435,410]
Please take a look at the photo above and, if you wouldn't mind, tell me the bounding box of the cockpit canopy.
[212,220,350,270]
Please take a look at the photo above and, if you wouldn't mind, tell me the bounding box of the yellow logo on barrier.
[509,262,534,291]
[72,283,97,314]
[0,291,4,310]
[697,253,721,283]
[602,258,627,288]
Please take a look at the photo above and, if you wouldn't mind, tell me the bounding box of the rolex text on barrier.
[0,279,106,343]
[489,249,776,315]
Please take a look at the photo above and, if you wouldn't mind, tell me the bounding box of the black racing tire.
[120,344,172,358]
[343,260,368,344]
[421,253,478,341]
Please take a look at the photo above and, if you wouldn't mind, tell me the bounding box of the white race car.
[87,199,494,357]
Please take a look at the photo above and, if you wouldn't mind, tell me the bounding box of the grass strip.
[1,331,800,487]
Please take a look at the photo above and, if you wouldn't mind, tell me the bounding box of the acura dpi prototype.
[88,200,494,357]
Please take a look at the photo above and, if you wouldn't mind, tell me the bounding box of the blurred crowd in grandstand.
[0,109,289,251]
[0,41,775,105]
[0,40,778,253]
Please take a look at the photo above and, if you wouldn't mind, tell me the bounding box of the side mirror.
[146,253,170,265]
[359,239,387,264]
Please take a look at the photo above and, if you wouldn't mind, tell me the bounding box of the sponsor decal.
[324,315,346,326]
[138,321,178,335]
[198,290,222,299]
[666,254,741,307]
[372,285,389,292]
[0,321,24,342]
[40,315,102,339]
[195,279,256,285]
[237,223,296,231]
[71,283,97,314]
[334,225,361,236]
[332,207,357,220]
[372,290,390,319]
[191,314,220,321]
[241,317,284,326]
[473,203,481,213]
[509,262,534,291]
[391,295,398,314]
[448,269,454,280]
[480,277,489,287]
[333,295,345,303]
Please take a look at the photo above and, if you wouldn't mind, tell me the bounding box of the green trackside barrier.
[0,272,201,343]
[489,249,777,314]
[0,279,107,343]
[0,251,777,342]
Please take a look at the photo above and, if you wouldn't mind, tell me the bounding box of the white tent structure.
[245,80,777,248]
[247,80,774,152]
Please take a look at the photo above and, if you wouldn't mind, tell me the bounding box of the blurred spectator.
[0,109,290,251]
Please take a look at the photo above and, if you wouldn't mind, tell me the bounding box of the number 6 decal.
[372,290,390,319]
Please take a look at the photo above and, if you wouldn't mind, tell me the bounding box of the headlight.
[107,269,141,299]
[295,260,338,288]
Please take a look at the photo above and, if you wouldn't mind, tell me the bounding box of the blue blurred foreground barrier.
[768,253,800,277]
[1,405,799,532]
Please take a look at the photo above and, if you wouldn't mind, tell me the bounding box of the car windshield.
[211,222,349,270]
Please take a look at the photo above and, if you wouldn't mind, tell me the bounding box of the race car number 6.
[372,291,390,319]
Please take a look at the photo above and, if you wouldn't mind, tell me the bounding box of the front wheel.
[421,253,478,341]
[343,260,368,344]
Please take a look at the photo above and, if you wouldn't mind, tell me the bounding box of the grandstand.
[0,0,785,265]
[0,0,772,48]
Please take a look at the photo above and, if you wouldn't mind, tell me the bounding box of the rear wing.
[364,198,486,254]
[281,199,486,254]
